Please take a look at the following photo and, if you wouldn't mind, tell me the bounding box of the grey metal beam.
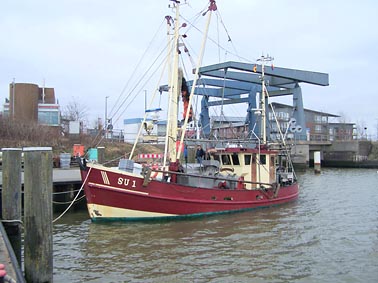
[192,87,242,98]
[199,70,292,89]
[160,82,245,98]
[199,61,329,86]
[196,78,254,91]
[160,72,291,95]
[268,89,294,97]
[207,97,249,107]
[200,70,260,84]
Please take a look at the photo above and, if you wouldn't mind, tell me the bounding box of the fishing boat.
[78,0,299,221]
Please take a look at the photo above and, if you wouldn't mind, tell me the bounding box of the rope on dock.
[52,168,92,223]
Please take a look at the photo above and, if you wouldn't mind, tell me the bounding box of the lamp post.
[105,96,109,137]
[364,127,368,140]
[12,78,15,119]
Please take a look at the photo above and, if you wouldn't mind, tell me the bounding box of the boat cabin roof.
[211,146,278,155]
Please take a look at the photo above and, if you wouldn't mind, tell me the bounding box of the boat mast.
[257,55,273,144]
[166,1,181,162]
[163,14,173,167]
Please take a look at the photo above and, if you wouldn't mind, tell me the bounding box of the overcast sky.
[1,0,378,138]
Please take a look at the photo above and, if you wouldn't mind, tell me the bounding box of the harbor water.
[53,168,378,282]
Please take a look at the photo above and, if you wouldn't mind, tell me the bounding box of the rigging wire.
[173,5,253,142]
[129,48,170,159]
[214,7,243,61]
[182,7,251,63]
[85,19,169,151]
[179,4,208,34]
[100,2,249,144]
[111,40,172,126]
[216,12,221,62]
[108,18,166,118]
[179,39,200,124]
[106,3,251,144]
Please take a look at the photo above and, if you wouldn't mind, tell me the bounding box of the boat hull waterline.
[81,164,299,221]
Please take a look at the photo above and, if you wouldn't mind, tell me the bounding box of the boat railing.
[148,167,275,188]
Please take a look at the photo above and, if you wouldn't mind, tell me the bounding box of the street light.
[105,96,109,136]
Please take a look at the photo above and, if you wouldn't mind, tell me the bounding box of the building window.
[38,111,60,126]
[280,122,288,131]
[268,112,274,120]
[314,125,322,133]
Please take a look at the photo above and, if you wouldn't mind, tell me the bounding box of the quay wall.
[293,140,377,168]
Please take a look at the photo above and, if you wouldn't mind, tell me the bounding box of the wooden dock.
[0,167,82,186]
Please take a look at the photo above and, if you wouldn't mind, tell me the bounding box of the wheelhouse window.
[231,153,240,165]
[244,154,251,165]
[221,155,231,165]
[260,154,266,165]
[213,154,220,162]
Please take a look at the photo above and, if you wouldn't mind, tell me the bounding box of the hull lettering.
[117,177,136,188]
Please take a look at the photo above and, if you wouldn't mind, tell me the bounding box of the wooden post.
[314,151,321,174]
[23,147,53,283]
[97,146,105,164]
[1,148,22,265]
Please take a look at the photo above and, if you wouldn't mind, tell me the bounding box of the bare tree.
[355,119,367,140]
[337,111,350,124]
[61,97,89,122]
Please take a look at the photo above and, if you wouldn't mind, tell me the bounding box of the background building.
[3,82,60,127]
[268,102,356,142]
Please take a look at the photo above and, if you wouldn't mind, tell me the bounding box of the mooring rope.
[52,194,86,205]
[52,167,92,223]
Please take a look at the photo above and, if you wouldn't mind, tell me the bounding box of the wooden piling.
[1,148,22,265]
[23,147,53,283]
[97,146,105,164]
[314,151,321,174]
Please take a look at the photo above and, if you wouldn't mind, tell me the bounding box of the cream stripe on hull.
[87,203,176,220]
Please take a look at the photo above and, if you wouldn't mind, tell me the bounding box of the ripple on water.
[53,169,378,282]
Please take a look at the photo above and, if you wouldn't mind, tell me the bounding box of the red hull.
[80,165,299,221]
